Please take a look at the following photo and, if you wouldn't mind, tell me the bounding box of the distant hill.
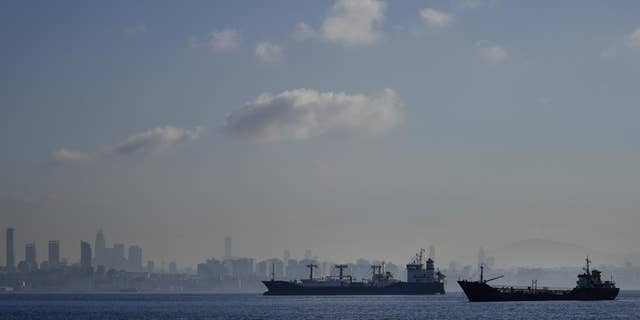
[489,239,621,267]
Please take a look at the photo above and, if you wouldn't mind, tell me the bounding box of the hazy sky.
[2,0,640,268]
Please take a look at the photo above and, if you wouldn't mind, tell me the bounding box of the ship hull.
[458,281,619,302]
[263,280,445,295]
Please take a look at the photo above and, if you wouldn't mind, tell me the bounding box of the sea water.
[1,291,639,319]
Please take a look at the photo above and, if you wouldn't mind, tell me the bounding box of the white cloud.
[292,22,317,41]
[52,125,203,163]
[255,42,283,63]
[190,29,241,52]
[625,27,640,49]
[322,0,385,46]
[51,148,91,163]
[451,0,498,9]
[110,126,203,155]
[209,29,241,51]
[478,43,509,64]
[224,88,402,142]
[419,9,454,27]
[124,23,147,36]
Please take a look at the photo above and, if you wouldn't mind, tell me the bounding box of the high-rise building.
[127,245,142,272]
[48,240,60,267]
[169,261,177,274]
[146,260,155,274]
[113,243,125,269]
[95,229,106,267]
[6,228,15,271]
[25,243,37,271]
[81,241,92,272]
[224,236,232,259]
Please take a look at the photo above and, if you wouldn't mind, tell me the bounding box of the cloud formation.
[255,42,283,63]
[420,9,454,27]
[110,125,203,155]
[124,23,147,36]
[322,0,385,46]
[626,27,640,49]
[190,29,241,52]
[52,125,203,163]
[51,148,91,163]
[224,88,402,142]
[478,42,509,64]
[292,22,317,41]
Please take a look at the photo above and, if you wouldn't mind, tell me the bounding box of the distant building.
[127,245,142,272]
[25,243,37,271]
[48,240,60,267]
[146,260,155,273]
[81,241,92,272]
[230,258,254,279]
[197,258,224,279]
[6,228,15,271]
[256,258,284,279]
[224,236,232,259]
[113,243,125,269]
[95,229,106,267]
[169,261,177,274]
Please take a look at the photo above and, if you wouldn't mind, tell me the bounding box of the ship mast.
[306,264,317,280]
[585,256,591,274]
[335,264,348,280]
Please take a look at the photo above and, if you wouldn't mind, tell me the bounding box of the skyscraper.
[6,228,15,271]
[81,241,92,272]
[224,236,232,259]
[113,243,125,269]
[95,229,105,267]
[25,243,37,271]
[127,245,142,272]
[48,240,60,267]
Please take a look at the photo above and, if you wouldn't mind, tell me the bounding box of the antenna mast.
[335,264,348,280]
[306,264,317,281]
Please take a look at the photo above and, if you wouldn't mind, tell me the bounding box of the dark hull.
[263,281,445,295]
[458,281,619,302]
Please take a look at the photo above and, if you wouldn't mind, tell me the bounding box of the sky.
[2,0,640,268]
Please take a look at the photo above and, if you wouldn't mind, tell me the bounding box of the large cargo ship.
[262,249,445,295]
[458,258,619,302]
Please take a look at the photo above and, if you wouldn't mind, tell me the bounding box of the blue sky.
[2,0,640,267]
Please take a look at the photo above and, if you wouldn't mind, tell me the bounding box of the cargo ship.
[262,249,445,295]
[458,258,619,301]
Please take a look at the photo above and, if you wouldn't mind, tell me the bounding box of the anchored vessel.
[262,249,446,295]
[458,258,619,302]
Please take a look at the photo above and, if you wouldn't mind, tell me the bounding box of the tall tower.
[81,241,92,272]
[127,245,142,272]
[95,229,106,267]
[25,243,37,271]
[224,236,232,259]
[6,228,15,271]
[48,240,60,267]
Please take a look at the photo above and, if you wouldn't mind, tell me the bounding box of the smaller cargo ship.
[262,249,446,295]
[458,257,619,302]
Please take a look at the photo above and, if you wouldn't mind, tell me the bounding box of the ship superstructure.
[262,249,446,295]
[458,257,619,302]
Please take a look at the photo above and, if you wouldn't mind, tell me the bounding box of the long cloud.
[52,125,203,163]
[224,88,402,142]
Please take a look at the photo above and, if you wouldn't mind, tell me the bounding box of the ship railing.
[494,285,572,294]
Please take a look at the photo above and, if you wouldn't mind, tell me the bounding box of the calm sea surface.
[1,291,639,319]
